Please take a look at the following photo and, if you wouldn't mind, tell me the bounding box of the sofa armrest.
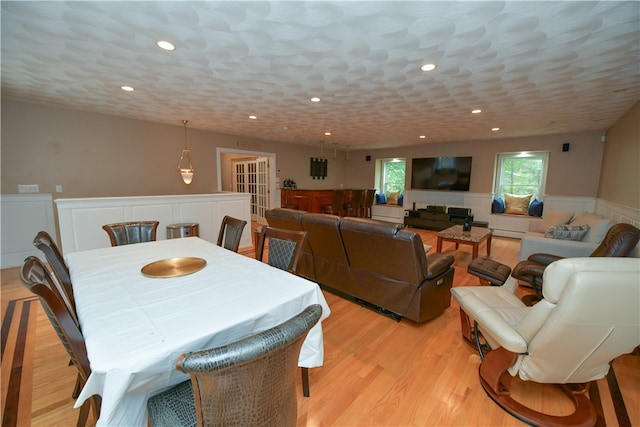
[425,253,454,279]
[518,232,598,261]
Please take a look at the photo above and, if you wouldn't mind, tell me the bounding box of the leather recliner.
[451,257,640,427]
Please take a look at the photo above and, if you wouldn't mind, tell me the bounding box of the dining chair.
[32,231,76,315]
[32,231,84,398]
[344,189,364,217]
[216,215,247,252]
[362,189,376,218]
[147,304,323,427]
[322,189,345,216]
[20,256,101,427]
[255,226,308,275]
[102,221,160,246]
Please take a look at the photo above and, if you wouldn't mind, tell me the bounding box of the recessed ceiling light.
[249,115,257,120]
[324,132,331,136]
[419,135,426,139]
[121,85,134,92]
[310,97,321,102]
[492,127,500,131]
[421,63,437,71]
[157,40,175,51]
[472,109,482,114]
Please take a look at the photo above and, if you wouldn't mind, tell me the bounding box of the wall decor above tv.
[411,156,472,191]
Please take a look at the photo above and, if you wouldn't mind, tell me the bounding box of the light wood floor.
[2,228,638,426]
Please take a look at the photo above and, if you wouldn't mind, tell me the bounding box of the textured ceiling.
[2,1,639,149]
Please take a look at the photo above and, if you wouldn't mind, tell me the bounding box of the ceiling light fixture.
[310,97,321,102]
[492,127,500,131]
[421,63,437,71]
[419,135,426,139]
[177,120,194,184]
[249,115,257,120]
[121,85,134,92]
[472,109,482,114]
[157,40,175,51]
[325,132,331,136]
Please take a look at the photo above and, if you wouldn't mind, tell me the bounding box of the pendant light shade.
[178,120,194,184]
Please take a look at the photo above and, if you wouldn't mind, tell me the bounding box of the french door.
[232,157,269,222]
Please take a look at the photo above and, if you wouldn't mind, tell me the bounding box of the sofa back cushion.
[300,213,351,290]
[340,217,427,285]
[569,212,612,243]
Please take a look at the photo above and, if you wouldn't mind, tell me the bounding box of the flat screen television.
[410,156,472,191]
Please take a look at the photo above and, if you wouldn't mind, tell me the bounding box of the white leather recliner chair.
[451,257,640,427]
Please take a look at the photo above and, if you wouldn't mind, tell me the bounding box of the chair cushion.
[147,380,196,427]
[468,257,512,286]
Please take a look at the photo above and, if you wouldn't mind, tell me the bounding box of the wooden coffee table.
[436,224,492,259]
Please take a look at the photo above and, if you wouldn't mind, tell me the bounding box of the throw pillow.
[528,199,543,217]
[491,197,505,214]
[504,193,532,215]
[375,193,386,204]
[545,224,590,241]
[569,212,612,243]
[536,211,574,233]
[386,191,400,205]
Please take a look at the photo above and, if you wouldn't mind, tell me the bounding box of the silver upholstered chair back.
[255,226,307,274]
[147,304,323,427]
[216,215,247,252]
[102,221,159,246]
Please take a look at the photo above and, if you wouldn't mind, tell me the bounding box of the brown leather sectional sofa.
[265,208,455,323]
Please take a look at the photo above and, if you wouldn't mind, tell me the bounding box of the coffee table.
[436,224,492,259]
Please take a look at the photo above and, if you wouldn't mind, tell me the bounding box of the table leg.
[486,234,492,256]
[459,309,474,346]
[436,236,443,253]
[472,243,479,259]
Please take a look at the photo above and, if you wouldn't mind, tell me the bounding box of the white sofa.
[518,211,612,261]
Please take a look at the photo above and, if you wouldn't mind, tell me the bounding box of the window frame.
[376,157,406,195]
[492,151,549,202]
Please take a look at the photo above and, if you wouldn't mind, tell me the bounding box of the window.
[493,151,549,200]
[376,158,406,194]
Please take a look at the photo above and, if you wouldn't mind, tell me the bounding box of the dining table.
[66,237,331,427]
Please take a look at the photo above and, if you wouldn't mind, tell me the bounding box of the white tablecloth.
[66,237,330,426]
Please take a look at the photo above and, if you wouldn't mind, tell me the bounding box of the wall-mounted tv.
[411,156,472,191]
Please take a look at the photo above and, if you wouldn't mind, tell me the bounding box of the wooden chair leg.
[479,347,597,427]
[72,372,82,399]
[302,367,310,397]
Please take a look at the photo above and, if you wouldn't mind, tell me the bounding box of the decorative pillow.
[504,193,532,215]
[569,212,612,243]
[545,224,590,241]
[386,191,400,205]
[491,197,505,214]
[528,199,543,217]
[397,193,404,206]
[536,211,574,233]
[375,193,386,204]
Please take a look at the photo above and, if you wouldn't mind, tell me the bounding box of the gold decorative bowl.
[141,257,207,278]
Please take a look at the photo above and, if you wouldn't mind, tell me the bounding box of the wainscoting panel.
[1,194,57,268]
[56,193,251,255]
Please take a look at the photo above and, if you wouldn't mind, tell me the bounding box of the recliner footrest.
[467,257,511,286]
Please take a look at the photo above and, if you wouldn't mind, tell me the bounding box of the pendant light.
[177,119,194,184]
